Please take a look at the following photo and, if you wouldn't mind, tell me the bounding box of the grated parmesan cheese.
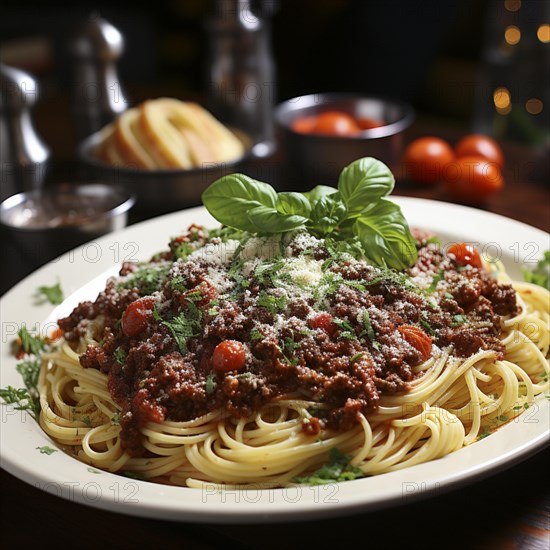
[187,239,240,266]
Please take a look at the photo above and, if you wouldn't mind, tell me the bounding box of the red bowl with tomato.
[274,93,414,183]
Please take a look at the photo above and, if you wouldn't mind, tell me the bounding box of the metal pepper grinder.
[205,0,278,158]
[0,63,50,202]
[68,13,128,141]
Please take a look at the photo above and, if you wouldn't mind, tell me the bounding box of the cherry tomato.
[291,115,316,134]
[292,113,382,135]
[455,134,504,168]
[212,340,246,372]
[397,325,432,362]
[403,137,455,184]
[356,117,384,130]
[308,312,336,336]
[312,111,361,136]
[302,417,321,436]
[122,297,156,337]
[448,243,483,268]
[443,156,503,202]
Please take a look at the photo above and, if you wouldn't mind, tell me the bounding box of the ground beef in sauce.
[59,227,518,456]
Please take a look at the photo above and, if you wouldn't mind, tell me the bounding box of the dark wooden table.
[2,121,549,549]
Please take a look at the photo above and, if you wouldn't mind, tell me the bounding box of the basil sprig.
[202,157,417,269]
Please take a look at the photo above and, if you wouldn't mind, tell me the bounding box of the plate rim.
[1,197,549,523]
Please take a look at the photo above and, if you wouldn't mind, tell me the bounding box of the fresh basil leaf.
[309,196,347,228]
[353,199,417,269]
[309,196,346,237]
[276,192,312,218]
[202,174,277,232]
[303,185,338,203]
[338,157,395,214]
[248,206,308,233]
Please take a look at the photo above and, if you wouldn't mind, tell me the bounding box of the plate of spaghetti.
[1,158,548,523]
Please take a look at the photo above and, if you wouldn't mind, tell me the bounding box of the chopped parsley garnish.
[17,326,46,356]
[257,292,287,315]
[314,271,344,303]
[36,280,64,305]
[254,259,287,286]
[250,327,264,340]
[512,403,530,411]
[205,374,217,394]
[522,250,550,290]
[278,334,301,366]
[332,318,356,340]
[279,333,300,366]
[359,309,379,348]
[111,412,121,425]
[426,235,442,246]
[36,446,57,455]
[426,269,445,294]
[207,225,247,242]
[0,386,38,415]
[118,264,170,295]
[163,313,200,354]
[478,427,492,440]
[174,241,195,260]
[15,359,40,391]
[452,314,467,326]
[114,347,127,365]
[2,328,44,416]
[170,276,187,292]
[82,415,92,427]
[155,302,203,355]
[185,290,204,303]
[293,448,364,485]
[350,352,365,364]
[420,311,435,335]
[281,336,301,354]
[208,305,219,317]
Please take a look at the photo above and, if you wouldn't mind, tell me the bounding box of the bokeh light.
[504,26,521,45]
[493,87,512,114]
[537,24,550,43]
[525,98,543,115]
[504,0,521,12]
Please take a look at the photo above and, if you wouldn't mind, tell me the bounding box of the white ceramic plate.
[1,197,549,523]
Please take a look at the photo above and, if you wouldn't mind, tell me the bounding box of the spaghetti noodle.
[37,229,549,488]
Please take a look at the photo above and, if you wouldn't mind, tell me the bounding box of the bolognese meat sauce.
[58,227,518,455]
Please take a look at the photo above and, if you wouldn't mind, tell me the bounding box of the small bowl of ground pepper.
[0,183,135,268]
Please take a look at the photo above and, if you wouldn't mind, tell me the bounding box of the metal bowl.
[274,93,415,183]
[0,184,135,268]
[77,129,253,214]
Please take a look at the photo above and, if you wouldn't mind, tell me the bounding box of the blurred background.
[1,3,549,544]
[1,0,549,293]
[1,0,548,165]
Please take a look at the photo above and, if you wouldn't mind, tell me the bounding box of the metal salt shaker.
[68,13,128,142]
[205,0,278,158]
[0,63,50,202]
